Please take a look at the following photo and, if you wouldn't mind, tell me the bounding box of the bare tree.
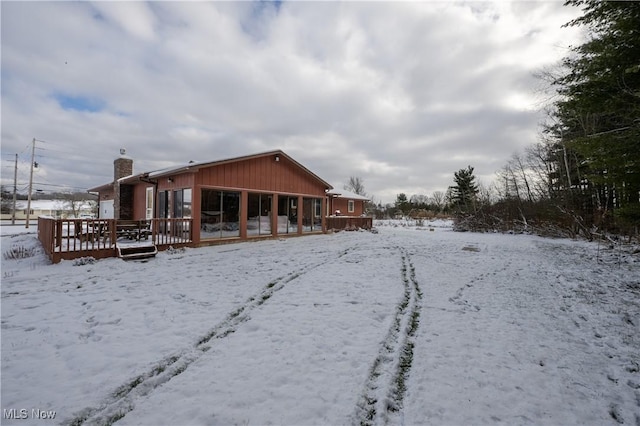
[524,142,553,200]
[512,153,534,203]
[1,185,12,215]
[344,176,366,196]
[410,194,429,208]
[430,191,446,213]
[61,193,88,218]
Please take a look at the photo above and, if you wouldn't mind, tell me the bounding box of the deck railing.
[326,216,373,231]
[37,217,194,263]
[151,218,193,246]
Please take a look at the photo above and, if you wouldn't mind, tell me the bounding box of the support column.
[192,186,201,245]
[240,191,248,239]
[272,193,279,237]
[322,197,327,233]
[297,195,303,235]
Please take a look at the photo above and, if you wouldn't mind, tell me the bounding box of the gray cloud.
[1,1,584,203]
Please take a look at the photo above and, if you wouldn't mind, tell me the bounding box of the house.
[1,199,95,221]
[327,189,369,217]
[88,150,334,246]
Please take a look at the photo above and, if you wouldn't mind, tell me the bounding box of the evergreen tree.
[395,193,411,216]
[449,166,479,213]
[550,0,640,231]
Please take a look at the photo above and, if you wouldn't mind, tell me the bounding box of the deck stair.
[117,244,158,260]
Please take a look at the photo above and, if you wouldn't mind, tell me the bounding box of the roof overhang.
[327,189,370,201]
[86,150,333,192]
[87,182,113,193]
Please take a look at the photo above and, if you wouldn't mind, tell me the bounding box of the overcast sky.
[1,1,584,204]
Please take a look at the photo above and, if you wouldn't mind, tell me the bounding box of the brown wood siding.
[331,198,365,216]
[97,187,115,201]
[131,182,153,220]
[194,156,326,196]
[155,173,196,218]
[156,173,194,192]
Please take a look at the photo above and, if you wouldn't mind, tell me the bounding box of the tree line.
[359,1,638,241]
[448,0,639,241]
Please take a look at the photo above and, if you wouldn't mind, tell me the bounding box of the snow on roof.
[90,150,333,191]
[14,199,93,210]
[130,150,332,189]
[327,189,370,201]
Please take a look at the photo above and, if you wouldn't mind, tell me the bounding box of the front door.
[100,200,114,219]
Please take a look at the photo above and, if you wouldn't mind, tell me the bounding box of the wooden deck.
[38,217,194,263]
[37,216,372,263]
[326,216,373,231]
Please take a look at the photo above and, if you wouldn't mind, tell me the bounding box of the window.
[302,197,323,232]
[157,191,170,234]
[173,189,192,218]
[247,193,272,236]
[146,187,154,220]
[158,191,170,218]
[277,196,298,234]
[348,200,355,213]
[314,199,322,229]
[200,189,240,239]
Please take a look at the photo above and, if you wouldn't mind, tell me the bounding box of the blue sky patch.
[240,0,282,42]
[54,94,105,113]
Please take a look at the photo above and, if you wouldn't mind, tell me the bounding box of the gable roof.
[88,150,333,192]
[327,189,370,201]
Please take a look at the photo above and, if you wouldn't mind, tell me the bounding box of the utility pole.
[25,138,35,229]
[12,153,18,225]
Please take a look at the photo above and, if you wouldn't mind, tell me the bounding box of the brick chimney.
[114,148,133,181]
[113,149,132,220]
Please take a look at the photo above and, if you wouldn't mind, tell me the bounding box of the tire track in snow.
[354,246,423,426]
[64,246,355,426]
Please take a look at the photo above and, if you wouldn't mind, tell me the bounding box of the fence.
[326,216,373,231]
[38,217,194,263]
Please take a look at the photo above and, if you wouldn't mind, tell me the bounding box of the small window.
[348,200,355,213]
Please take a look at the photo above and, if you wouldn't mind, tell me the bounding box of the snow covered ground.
[1,220,639,425]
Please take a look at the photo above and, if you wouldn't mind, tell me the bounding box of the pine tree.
[551,0,640,232]
[395,193,411,216]
[449,166,479,213]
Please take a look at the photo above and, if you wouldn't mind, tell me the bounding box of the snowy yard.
[1,221,639,425]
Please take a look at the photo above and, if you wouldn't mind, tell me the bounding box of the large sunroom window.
[277,196,298,234]
[302,197,323,232]
[173,189,192,218]
[247,193,272,236]
[200,189,240,239]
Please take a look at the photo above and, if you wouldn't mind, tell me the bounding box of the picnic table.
[115,220,152,241]
[73,220,109,243]
[69,219,152,245]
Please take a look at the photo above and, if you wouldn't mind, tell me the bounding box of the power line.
[18,141,32,156]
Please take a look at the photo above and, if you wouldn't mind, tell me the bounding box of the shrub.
[73,257,96,266]
[3,246,36,260]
